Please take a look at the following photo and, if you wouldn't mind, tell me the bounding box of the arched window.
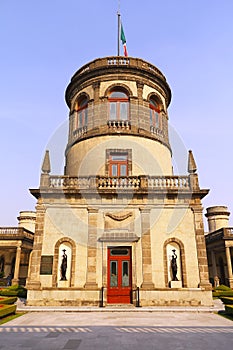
[108,90,129,121]
[76,95,88,129]
[149,97,162,129]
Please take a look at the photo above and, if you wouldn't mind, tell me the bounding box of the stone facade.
[0,211,35,286]
[205,206,233,288]
[26,56,213,306]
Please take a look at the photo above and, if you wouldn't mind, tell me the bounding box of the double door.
[107,247,132,304]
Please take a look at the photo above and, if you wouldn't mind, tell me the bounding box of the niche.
[166,242,182,288]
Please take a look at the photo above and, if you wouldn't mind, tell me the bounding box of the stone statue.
[60,249,67,281]
[171,249,178,281]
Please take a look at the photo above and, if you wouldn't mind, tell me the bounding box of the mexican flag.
[121,23,128,57]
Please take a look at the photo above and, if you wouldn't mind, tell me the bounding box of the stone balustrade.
[48,175,190,191]
[0,227,20,235]
[148,176,190,189]
[107,120,131,130]
[0,227,34,239]
[205,227,233,243]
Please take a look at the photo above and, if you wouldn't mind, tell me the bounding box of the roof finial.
[42,150,51,174]
[188,150,197,174]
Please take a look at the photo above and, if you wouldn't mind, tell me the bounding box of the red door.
[107,247,132,304]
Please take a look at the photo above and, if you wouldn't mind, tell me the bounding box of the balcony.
[48,175,190,191]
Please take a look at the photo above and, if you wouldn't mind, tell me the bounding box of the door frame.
[107,246,132,304]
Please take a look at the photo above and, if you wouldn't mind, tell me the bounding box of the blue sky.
[0,0,233,228]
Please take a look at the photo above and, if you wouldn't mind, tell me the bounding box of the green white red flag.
[120,22,128,57]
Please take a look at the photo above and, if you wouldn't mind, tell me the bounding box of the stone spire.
[188,150,197,174]
[42,150,51,174]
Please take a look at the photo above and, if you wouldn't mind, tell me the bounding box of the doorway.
[107,247,132,304]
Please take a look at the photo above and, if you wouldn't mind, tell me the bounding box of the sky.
[0,0,233,228]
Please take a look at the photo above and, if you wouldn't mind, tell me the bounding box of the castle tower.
[26,56,212,307]
[205,206,230,233]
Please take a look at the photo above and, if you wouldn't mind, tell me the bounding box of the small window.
[109,152,128,177]
[108,89,129,121]
[149,97,162,129]
[76,96,88,129]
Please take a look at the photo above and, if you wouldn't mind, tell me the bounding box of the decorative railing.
[205,227,233,243]
[68,103,168,147]
[48,175,190,191]
[73,126,87,138]
[150,126,164,138]
[98,176,140,189]
[107,120,131,130]
[0,227,34,240]
[0,228,20,235]
[73,57,165,80]
[148,176,190,189]
[224,228,233,236]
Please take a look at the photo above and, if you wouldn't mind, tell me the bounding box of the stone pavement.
[0,303,233,350]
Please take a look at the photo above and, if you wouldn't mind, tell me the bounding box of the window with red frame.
[109,90,129,121]
[76,97,88,129]
[149,98,162,129]
[109,153,128,177]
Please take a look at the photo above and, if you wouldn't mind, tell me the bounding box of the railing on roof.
[0,227,34,240]
[74,57,165,80]
[48,175,190,191]
[205,227,233,243]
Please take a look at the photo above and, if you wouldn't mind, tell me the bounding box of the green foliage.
[0,304,16,318]
[0,312,25,325]
[215,285,232,291]
[0,285,27,298]
[0,296,17,305]
[225,305,233,315]
[213,285,233,298]
[220,297,233,305]
[213,290,233,298]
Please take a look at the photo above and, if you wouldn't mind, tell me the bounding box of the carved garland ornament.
[105,212,133,221]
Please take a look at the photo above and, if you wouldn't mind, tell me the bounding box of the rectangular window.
[109,152,128,177]
[109,101,129,120]
[120,102,128,120]
[110,261,118,287]
[110,102,117,120]
[122,261,129,287]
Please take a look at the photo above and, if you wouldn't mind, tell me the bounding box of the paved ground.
[0,311,232,350]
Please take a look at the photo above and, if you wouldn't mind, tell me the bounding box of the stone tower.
[26,56,212,306]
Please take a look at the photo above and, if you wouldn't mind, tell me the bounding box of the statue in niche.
[171,249,178,281]
[60,249,67,281]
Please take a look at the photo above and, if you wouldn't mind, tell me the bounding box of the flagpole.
[117,11,121,56]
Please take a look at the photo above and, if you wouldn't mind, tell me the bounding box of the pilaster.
[84,208,98,289]
[140,208,155,289]
[26,205,46,290]
[192,206,212,290]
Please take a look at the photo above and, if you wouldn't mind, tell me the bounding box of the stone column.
[225,246,233,288]
[211,250,217,278]
[192,206,212,290]
[12,245,22,286]
[140,208,154,289]
[26,204,45,290]
[84,208,98,289]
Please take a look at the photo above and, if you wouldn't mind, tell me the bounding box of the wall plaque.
[40,255,53,275]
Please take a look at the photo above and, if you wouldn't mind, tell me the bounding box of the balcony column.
[84,208,98,289]
[140,208,155,289]
[211,250,217,278]
[225,246,233,288]
[12,245,22,286]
